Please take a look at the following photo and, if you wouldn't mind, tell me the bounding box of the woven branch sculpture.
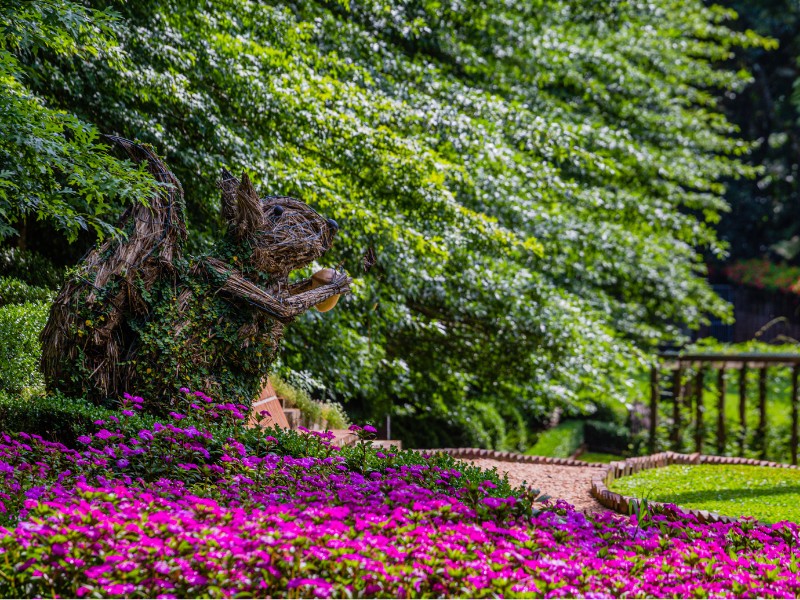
[40,138,350,412]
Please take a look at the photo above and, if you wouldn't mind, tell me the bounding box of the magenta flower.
[0,388,794,598]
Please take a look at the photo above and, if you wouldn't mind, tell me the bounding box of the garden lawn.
[525,420,584,458]
[579,452,621,464]
[610,464,800,524]
[0,391,799,597]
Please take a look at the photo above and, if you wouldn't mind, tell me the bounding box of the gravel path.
[466,458,607,514]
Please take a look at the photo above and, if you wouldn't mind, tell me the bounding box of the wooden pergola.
[650,352,800,464]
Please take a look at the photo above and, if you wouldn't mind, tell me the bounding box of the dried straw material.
[40,138,186,401]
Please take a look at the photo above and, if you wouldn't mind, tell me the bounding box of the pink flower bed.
[724,259,800,294]
[0,391,797,597]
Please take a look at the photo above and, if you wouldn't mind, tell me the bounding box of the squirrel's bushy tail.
[40,138,187,401]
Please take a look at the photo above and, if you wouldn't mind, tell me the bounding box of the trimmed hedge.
[0,301,48,394]
[0,277,53,307]
[0,392,155,447]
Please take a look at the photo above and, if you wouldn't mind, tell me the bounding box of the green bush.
[319,401,349,430]
[0,391,155,447]
[0,276,53,307]
[0,301,48,395]
[272,374,349,429]
[584,420,631,455]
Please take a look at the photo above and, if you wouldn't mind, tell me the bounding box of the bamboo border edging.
[591,451,799,524]
[427,447,604,468]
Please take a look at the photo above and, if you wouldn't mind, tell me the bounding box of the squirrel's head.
[219,170,339,277]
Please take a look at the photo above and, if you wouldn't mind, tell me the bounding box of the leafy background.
[0,0,772,448]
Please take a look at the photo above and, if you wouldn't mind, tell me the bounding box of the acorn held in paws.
[311,269,341,312]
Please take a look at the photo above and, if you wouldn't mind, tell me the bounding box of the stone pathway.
[466,457,607,514]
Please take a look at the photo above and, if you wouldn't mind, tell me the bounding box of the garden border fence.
[650,352,800,463]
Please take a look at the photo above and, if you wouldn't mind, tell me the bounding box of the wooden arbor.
[649,352,800,463]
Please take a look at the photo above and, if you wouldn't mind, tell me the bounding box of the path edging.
[429,447,604,468]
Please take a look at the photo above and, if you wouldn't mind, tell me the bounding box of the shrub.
[584,420,631,455]
[272,374,349,429]
[0,301,48,395]
[0,276,53,307]
[319,401,349,429]
[0,391,155,447]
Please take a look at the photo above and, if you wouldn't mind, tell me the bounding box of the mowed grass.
[525,420,584,458]
[579,452,621,464]
[610,464,800,524]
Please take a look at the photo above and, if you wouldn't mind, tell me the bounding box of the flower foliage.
[0,392,797,597]
[724,259,800,295]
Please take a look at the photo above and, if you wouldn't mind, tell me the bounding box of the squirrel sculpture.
[40,138,350,411]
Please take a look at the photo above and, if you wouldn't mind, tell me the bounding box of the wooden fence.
[650,352,800,464]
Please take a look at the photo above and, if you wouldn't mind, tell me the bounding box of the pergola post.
[739,366,747,456]
[716,368,726,455]
[757,367,768,459]
[671,365,683,451]
[694,365,705,453]
[649,365,659,454]
[792,365,799,466]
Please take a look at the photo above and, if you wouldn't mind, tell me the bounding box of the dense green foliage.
[0,2,156,242]
[0,300,47,396]
[0,390,155,447]
[0,248,63,289]
[0,276,52,306]
[611,463,800,523]
[1,0,768,446]
[271,375,349,430]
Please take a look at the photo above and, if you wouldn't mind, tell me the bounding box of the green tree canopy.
[0,1,155,242]
[3,0,769,447]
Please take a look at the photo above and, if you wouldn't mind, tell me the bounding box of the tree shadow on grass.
[656,484,800,508]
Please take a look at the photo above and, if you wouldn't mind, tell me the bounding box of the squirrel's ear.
[220,168,239,226]
[235,172,262,237]
[219,169,263,239]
